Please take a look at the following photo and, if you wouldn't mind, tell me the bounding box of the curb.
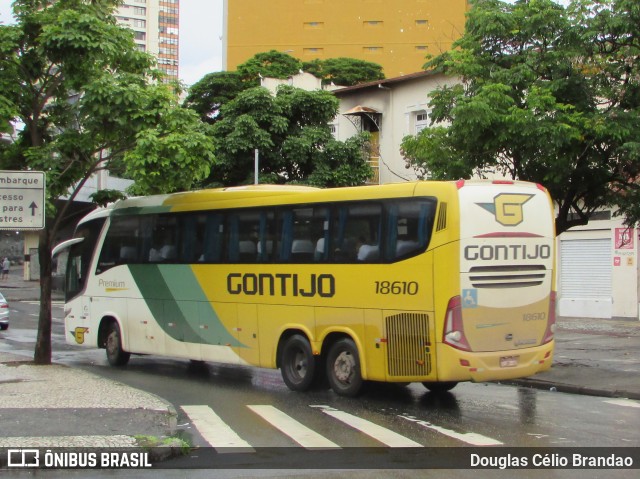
[505,378,640,401]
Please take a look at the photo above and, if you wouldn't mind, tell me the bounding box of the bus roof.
[77,180,547,223]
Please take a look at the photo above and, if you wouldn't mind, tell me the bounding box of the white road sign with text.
[0,170,46,230]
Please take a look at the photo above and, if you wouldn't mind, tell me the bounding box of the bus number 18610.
[374,281,419,295]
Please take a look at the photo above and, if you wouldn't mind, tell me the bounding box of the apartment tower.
[223,0,469,77]
[115,0,180,81]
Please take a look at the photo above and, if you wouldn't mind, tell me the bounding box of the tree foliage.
[0,0,215,364]
[302,57,385,86]
[236,49,303,85]
[209,85,371,186]
[401,0,640,235]
[182,71,245,124]
[184,52,386,126]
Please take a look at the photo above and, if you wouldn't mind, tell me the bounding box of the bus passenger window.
[97,216,142,273]
[281,207,327,263]
[148,215,178,263]
[200,213,224,262]
[226,209,274,263]
[333,203,382,263]
[386,199,436,261]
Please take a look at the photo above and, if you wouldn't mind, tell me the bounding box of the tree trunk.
[34,227,53,365]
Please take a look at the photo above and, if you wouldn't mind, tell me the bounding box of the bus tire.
[280,334,316,391]
[422,381,458,393]
[105,322,130,367]
[326,338,363,397]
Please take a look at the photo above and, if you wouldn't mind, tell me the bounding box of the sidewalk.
[1,269,639,455]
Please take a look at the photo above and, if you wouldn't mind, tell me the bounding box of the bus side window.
[97,216,142,273]
[201,213,224,262]
[386,199,436,261]
[226,210,274,263]
[280,206,327,263]
[148,215,178,263]
[333,203,381,263]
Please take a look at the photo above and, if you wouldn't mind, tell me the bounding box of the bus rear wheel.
[280,334,316,391]
[105,322,130,367]
[422,381,458,393]
[326,338,363,397]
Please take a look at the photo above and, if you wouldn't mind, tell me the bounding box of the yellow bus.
[56,180,556,397]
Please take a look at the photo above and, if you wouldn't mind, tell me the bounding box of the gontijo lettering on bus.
[227,272,335,297]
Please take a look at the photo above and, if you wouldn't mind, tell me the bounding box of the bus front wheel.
[326,338,363,397]
[280,334,316,391]
[105,322,130,367]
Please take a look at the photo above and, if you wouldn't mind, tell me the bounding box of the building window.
[159,15,179,25]
[303,21,324,29]
[134,31,146,41]
[303,47,324,55]
[329,123,338,139]
[133,7,146,15]
[133,19,146,28]
[363,46,383,54]
[415,112,429,133]
[415,19,428,26]
[364,20,383,27]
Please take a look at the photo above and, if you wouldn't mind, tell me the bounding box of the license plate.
[500,356,518,368]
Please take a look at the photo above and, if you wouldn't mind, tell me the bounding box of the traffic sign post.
[0,170,46,230]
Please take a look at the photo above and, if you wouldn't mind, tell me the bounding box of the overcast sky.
[0,0,224,85]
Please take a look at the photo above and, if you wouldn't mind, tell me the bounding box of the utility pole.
[254,149,259,185]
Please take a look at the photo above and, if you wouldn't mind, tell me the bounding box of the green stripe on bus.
[128,264,244,347]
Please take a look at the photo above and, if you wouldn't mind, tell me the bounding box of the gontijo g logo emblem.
[477,193,534,226]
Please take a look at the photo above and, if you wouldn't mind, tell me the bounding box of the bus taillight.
[443,296,471,351]
[542,291,557,344]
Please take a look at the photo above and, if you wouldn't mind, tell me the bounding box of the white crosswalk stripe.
[311,406,422,448]
[182,403,508,450]
[248,405,340,449]
[181,405,254,453]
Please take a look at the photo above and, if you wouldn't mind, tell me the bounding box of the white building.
[331,71,458,185]
[329,71,639,320]
[115,0,180,81]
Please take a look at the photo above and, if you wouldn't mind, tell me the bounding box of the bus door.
[56,218,106,348]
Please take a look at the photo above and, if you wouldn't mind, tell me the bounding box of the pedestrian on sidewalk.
[1,257,10,280]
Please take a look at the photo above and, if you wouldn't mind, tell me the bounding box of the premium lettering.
[464,244,551,261]
[227,273,335,298]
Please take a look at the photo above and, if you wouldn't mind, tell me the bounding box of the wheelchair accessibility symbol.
[462,289,478,308]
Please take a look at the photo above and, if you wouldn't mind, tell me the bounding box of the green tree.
[302,57,385,86]
[236,49,302,85]
[184,52,386,123]
[401,0,640,235]
[182,71,245,124]
[210,85,371,186]
[307,133,374,187]
[0,0,215,364]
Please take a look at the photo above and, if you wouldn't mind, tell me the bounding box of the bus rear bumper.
[435,341,555,383]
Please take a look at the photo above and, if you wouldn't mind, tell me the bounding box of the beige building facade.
[223,0,468,78]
